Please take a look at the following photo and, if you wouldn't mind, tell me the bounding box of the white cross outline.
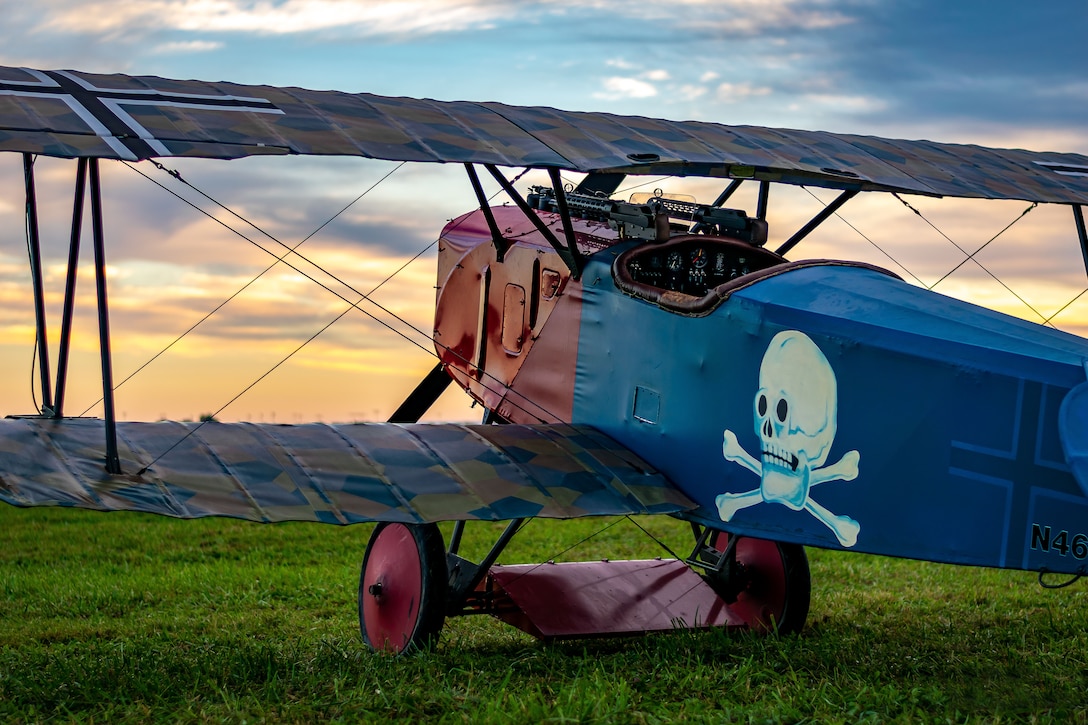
[1036,160,1088,178]
[0,68,285,160]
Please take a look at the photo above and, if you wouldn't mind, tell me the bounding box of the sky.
[0,0,1086,424]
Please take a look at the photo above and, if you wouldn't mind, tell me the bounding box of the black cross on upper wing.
[0,68,283,160]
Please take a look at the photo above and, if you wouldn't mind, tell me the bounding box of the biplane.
[2,65,1088,653]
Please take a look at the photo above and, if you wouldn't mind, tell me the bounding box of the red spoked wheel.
[707,531,810,634]
[359,522,447,654]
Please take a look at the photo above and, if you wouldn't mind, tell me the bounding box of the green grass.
[1,505,1086,723]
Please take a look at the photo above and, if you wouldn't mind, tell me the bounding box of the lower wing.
[0,419,692,524]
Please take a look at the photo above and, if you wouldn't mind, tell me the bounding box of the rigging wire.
[498,515,696,592]
[891,193,1049,324]
[76,163,680,435]
[131,162,557,427]
[615,175,673,198]
[126,163,567,470]
[23,155,42,415]
[136,295,361,473]
[133,216,449,471]
[1044,286,1088,326]
[804,186,1081,331]
[144,165,452,355]
[798,187,926,286]
[78,160,408,416]
[497,517,626,588]
[24,205,40,415]
[624,515,685,561]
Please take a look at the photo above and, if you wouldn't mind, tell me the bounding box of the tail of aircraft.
[1059,381,1088,501]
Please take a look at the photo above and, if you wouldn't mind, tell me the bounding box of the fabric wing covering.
[0,418,693,524]
[2,66,1087,204]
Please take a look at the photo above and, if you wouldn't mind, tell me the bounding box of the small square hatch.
[633,386,661,424]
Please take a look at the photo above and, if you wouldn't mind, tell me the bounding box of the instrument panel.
[623,239,778,297]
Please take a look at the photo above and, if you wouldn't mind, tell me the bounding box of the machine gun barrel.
[526,186,767,245]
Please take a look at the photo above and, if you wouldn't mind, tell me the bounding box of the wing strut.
[54,158,88,418]
[1074,205,1088,280]
[464,164,509,262]
[89,159,121,474]
[387,362,453,423]
[21,157,121,470]
[546,168,584,278]
[775,189,860,257]
[485,165,583,279]
[711,179,745,207]
[22,154,53,414]
[756,180,770,221]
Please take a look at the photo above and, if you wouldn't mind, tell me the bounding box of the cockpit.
[528,185,787,314]
[612,235,787,314]
[618,236,784,297]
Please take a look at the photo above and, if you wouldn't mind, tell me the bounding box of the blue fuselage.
[573,242,1088,573]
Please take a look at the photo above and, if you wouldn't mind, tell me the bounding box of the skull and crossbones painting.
[716,330,862,547]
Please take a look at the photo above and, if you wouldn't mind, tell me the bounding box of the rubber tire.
[359,522,447,653]
[706,531,810,634]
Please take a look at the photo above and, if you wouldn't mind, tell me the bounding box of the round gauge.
[666,250,683,272]
[691,247,708,269]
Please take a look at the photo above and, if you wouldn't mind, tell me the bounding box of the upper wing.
[2,66,1087,204]
[0,418,693,523]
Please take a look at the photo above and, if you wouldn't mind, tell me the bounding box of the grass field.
[1,504,1086,723]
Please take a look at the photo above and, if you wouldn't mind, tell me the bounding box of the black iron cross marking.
[0,68,284,160]
[949,380,1077,567]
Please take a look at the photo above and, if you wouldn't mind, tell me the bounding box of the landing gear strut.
[358,518,812,653]
[689,525,811,634]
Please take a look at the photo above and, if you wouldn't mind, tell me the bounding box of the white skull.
[754,330,837,510]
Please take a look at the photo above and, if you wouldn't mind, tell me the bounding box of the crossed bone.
[716,430,861,547]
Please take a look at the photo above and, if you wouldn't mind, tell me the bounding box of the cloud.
[594,76,659,100]
[18,0,864,51]
[676,85,708,101]
[36,0,515,39]
[802,1,1088,131]
[716,82,773,103]
[793,93,887,114]
[540,0,856,35]
[149,40,224,54]
[691,0,856,34]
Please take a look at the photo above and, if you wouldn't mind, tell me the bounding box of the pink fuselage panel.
[434,206,617,423]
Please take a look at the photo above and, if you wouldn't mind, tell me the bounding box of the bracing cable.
[78,161,407,416]
[23,154,41,414]
[798,186,927,287]
[124,164,568,470]
[891,193,1049,325]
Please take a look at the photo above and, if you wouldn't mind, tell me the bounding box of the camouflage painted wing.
[1,66,1086,204]
[0,418,692,523]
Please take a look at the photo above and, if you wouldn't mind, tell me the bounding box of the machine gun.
[526,186,768,245]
